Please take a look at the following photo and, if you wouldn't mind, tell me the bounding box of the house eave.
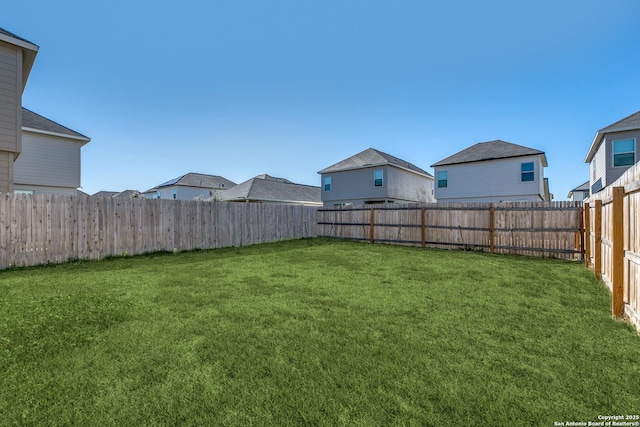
[432,152,548,168]
[585,125,640,163]
[318,163,433,179]
[22,126,91,145]
[0,32,39,89]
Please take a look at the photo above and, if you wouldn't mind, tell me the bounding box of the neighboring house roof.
[431,140,548,167]
[92,191,119,198]
[220,174,321,205]
[0,27,39,88]
[114,190,141,198]
[149,173,236,191]
[567,181,589,198]
[22,108,91,144]
[318,147,433,177]
[585,110,640,163]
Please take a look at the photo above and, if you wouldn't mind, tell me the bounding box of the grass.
[0,238,639,426]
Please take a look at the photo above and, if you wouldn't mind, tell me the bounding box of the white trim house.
[431,140,549,203]
[584,110,640,195]
[318,148,434,207]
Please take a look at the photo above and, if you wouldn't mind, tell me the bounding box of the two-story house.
[0,28,38,193]
[584,110,640,194]
[431,140,549,203]
[318,148,434,207]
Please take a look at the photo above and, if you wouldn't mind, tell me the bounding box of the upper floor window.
[613,139,635,167]
[521,162,534,182]
[323,176,331,191]
[437,171,448,188]
[591,159,596,180]
[374,170,383,187]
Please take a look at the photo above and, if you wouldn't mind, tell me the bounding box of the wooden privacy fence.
[318,202,584,260]
[585,162,640,330]
[0,194,317,269]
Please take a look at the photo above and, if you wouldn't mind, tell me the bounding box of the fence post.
[579,206,585,261]
[612,187,625,317]
[369,208,375,244]
[421,207,426,248]
[489,204,495,253]
[583,202,590,267]
[594,200,602,280]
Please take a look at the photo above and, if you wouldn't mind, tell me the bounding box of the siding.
[13,131,81,189]
[321,166,433,206]
[590,141,607,193]
[321,166,389,205]
[386,167,434,202]
[0,151,12,191]
[590,129,640,194]
[154,185,227,201]
[603,130,640,186]
[0,41,20,154]
[434,156,545,202]
[13,184,76,195]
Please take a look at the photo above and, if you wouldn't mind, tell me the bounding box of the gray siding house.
[14,108,90,194]
[318,148,434,207]
[143,173,236,200]
[431,140,549,203]
[220,174,321,206]
[0,28,38,193]
[584,110,640,194]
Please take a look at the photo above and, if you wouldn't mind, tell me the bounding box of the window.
[437,171,447,188]
[324,176,331,191]
[521,162,534,182]
[374,170,383,187]
[592,159,596,180]
[613,139,635,167]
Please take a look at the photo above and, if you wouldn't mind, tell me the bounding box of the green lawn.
[1,239,638,426]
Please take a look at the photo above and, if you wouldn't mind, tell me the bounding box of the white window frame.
[323,176,331,192]
[374,170,383,187]
[612,138,635,168]
[521,162,535,182]
[437,171,447,188]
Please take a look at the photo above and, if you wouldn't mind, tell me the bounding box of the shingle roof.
[92,191,119,198]
[598,110,640,133]
[431,140,547,167]
[22,108,90,142]
[152,173,236,191]
[318,148,432,176]
[585,110,640,163]
[0,27,37,46]
[220,175,321,205]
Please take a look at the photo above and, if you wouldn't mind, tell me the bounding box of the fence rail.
[585,162,640,331]
[318,201,584,260]
[0,194,317,269]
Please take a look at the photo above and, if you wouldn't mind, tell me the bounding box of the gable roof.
[585,110,640,163]
[318,147,432,177]
[92,191,119,198]
[22,108,91,144]
[567,181,589,198]
[431,140,547,167]
[0,27,39,88]
[220,174,321,205]
[149,173,236,191]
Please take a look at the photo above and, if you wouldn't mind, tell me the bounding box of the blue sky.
[4,0,640,198]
